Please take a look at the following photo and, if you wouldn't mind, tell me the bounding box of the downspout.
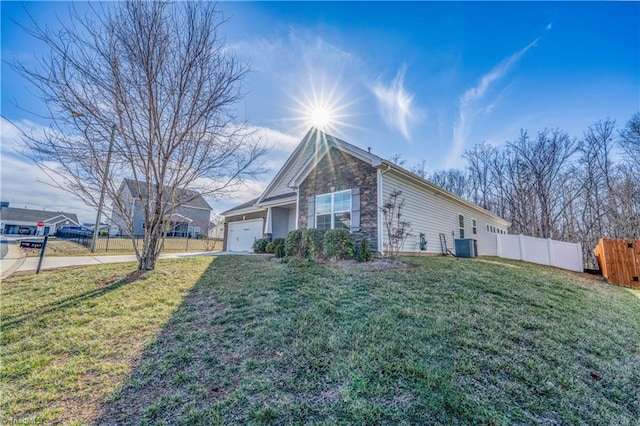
[377,163,392,255]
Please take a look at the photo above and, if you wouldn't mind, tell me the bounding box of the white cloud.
[1,118,99,223]
[447,38,540,167]
[371,65,422,141]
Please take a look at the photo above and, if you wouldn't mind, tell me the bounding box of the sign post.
[36,220,45,236]
[36,235,49,274]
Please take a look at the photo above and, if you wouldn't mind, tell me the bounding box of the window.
[315,190,351,230]
[458,214,465,239]
[472,219,477,235]
[487,224,490,232]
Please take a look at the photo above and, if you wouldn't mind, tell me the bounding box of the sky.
[1,1,639,223]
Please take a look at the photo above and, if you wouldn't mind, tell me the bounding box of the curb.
[0,244,26,281]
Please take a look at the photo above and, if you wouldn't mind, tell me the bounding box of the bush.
[265,241,276,253]
[323,229,355,260]
[302,229,326,259]
[285,230,304,258]
[355,238,373,262]
[275,242,285,258]
[252,237,271,254]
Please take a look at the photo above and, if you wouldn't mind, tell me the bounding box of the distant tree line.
[413,113,640,268]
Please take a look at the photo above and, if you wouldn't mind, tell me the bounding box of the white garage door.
[227,219,264,252]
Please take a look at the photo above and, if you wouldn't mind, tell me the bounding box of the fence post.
[547,238,554,267]
[518,234,526,261]
[185,235,189,252]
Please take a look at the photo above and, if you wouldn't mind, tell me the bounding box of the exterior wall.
[381,171,507,256]
[288,208,297,231]
[298,147,378,251]
[222,210,266,251]
[110,186,135,236]
[112,186,211,237]
[271,207,291,239]
[264,140,317,199]
[173,206,210,236]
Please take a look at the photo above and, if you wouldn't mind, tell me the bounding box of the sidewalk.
[0,238,26,280]
[2,248,257,279]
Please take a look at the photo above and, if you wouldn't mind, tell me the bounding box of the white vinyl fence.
[496,234,583,272]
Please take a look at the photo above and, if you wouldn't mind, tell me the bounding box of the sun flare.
[310,106,332,128]
[285,75,360,137]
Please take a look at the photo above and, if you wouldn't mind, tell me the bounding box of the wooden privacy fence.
[593,238,640,288]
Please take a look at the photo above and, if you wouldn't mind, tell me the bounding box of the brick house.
[222,128,510,254]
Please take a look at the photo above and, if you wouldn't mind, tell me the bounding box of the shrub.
[252,237,271,254]
[275,242,286,258]
[323,229,355,260]
[302,229,326,259]
[355,238,373,262]
[285,230,304,258]
[265,241,276,253]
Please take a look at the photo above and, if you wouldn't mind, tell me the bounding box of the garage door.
[227,219,264,252]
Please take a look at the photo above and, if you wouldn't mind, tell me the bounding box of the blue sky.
[1,1,639,222]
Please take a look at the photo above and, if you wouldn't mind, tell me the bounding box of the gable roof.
[258,127,382,203]
[222,128,509,225]
[0,207,79,225]
[121,179,212,211]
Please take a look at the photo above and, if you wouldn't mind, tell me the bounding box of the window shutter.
[351,187,360,232]
[307,196,315,229]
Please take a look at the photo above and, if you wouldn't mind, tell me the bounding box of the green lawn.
[22,238,223,257]
[1,256,639,424]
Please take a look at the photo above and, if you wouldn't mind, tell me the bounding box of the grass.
[22,238,223,257]
[1,256,639,425]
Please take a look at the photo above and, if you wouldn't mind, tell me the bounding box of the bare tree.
[507,129,578,239]
[389,153,406,166]
[11,2,266,270]
[463,142,497,210]
[411,159,428,179]
[619,112,640,170]
[429,169,470,198]
[381,190,412,258]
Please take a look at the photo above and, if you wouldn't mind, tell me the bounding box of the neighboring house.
[111,179,212,237]
[208,221,225,240]
[0,203,80,236]
[222,128,510,254]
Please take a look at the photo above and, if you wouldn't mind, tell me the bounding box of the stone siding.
[298,148,379,252]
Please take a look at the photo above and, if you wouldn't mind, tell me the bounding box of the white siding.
[271,207,291,239]
[288,207,297,231]
[381,171,505,256]
[263,142,317,199]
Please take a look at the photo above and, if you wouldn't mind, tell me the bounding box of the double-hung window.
[315,190,351,230]
[458,214,465,239]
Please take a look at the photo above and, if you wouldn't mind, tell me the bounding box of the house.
[0,203,80,236]
[208,220,225,240]
[111,179,212,237]
[222,128,510,254]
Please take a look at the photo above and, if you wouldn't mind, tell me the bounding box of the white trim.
[295,192,299,230]
[314,189,351,230]
[256,196,297,208]
[377,169,383,254]
[257,129,316,203]
[288,129,383,189]
[264,207,272,234]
